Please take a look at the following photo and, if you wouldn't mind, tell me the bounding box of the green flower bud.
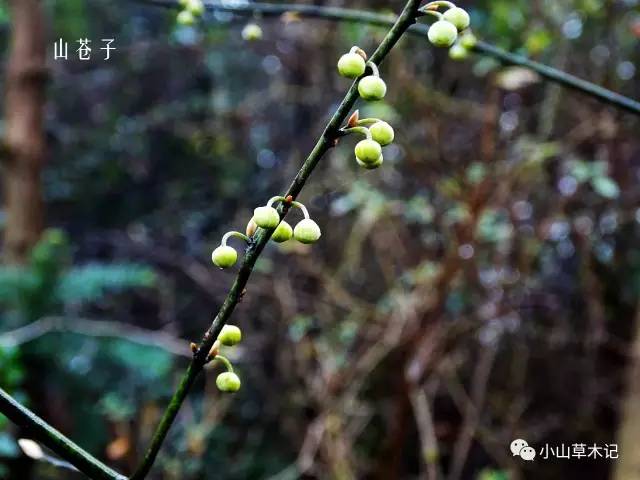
[253,206,280,229]
[337,53,366,79]
[218,325,242,346]
[176,10,195,26]
[358,76,387,101]
[428,20,458,48]
[216,371,241,392]
[443,7,470,32]
[242,23,263,41]
[355,139,383,163]
[212,245,238,269]
[271,220,293,243]
[448,44,469,61]
[459,31,477,49]
[294,219,322,244]
[356,154,383,170]
[369,121,394,146]
[186,0,204,16]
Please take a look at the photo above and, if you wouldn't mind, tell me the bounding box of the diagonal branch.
[140,0,640,116]
[0,316,190,356]
[0,388,126,480]
[130,0,423,478]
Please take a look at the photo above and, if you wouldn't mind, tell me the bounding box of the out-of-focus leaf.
[525,28,552,54]
[99,392,135,421]
[404,196,434,224]
[591,176,620,199]
[106,340,173,381]
[0,433,19,458]
[56,264,156,305]
[466,162,487,184]
[477,469,510,480]
[288,315,312,342]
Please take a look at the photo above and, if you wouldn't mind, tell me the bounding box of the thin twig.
[138,0,640,116]
[0,388,127,480]
[129,1,423,478]
[0,316,190,357]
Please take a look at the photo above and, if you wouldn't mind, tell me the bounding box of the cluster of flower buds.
[176,0,204,25]
[211,196,321,270]
[337,47,387,102]
[448,31,477,61]
[340,110,394,170]
[419,1,474,59]
[199,325,243,392]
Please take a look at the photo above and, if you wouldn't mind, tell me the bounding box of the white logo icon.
[511,439,536,461]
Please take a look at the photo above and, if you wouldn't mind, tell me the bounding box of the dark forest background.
[1,0,640,479]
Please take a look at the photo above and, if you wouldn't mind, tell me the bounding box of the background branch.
[139,0,640,116]
[0,316,190,357]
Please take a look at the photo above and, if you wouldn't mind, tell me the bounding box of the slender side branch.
[139,0,640,116]
[130,1,422,478]
[0,388,126,480]
[470,40,640,115]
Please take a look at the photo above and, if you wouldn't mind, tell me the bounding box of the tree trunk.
[2,0,47,264]
[613,304,640,480]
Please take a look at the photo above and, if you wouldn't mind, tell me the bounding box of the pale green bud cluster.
[337,47,388,102]
[210,325,243,393]
[421,2,473,56]
[448,31,477,61]
[341,113,396,171]
[176,0,204,26]
[211,198,322,272]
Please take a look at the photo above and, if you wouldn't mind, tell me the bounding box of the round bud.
[218,325,242,346]
[246,218,258,237]
[271,220,293,243]
[443,7,471,32]
[356,154,383,170]
[358,76,387,101]
[459,31,477,49]
[253,206,280,229]
[355,139,383,164]
[186,0,204,16]
[337,53,366,79]
[369,121,394,146]
[216,372,241,392]
[294,219,322,244]
[212,245,238,269]
[448,44,469,61]
[428,20,458,48]
[242,23,263,41]
[176,10,195,26]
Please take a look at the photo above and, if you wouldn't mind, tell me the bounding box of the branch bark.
[2,0,48,264]
[130,0,423,477]
[0,388,126,480]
